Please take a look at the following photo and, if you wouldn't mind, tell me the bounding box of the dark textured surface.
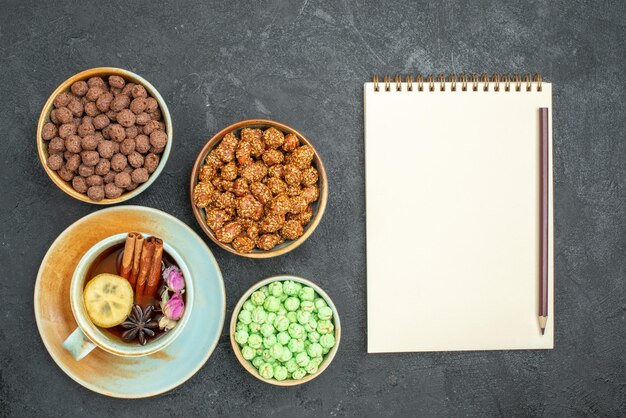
[1,0,625,416]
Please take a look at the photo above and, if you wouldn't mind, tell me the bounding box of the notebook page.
[364,82,554,352]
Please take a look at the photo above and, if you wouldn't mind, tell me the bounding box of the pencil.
[539,108,549,335]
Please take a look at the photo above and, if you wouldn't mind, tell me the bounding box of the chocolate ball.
[111,153,127,172]
[47,153,63,171]
[87,185,105,201]
[87,77,105,88]
[84,101,99,117]
[135,112,150,125]
[97,140,115,159]
[129,97,147,114]
[58,123,77,139]
[142,120,160,135]
[77,121,95,138]
[110,94,130,112]
[134,134,150,153]
[108,124,125,142]
[149,130,167,149]
[103,171,116,184]
[70,81,88,97]
[80,135,98,151]
[42,123,57,140]
[149,109,162,121]
[116,109,136,128]
[81,150,100,167]
[86,86,105,102]
[125,125,139,139]
[121,82,136,96]
[145,97,158,112]
[131,84,147,98]
[96,92,114,113]
[58,165,75,182]
[53,107,73,124]
[114,171,132,188]
[111,141,120,154]
[86,174,103,187]
[72,176,88,193]
[93,114,110,130]
[126,181,138,191]
[127,151,144,168]
[78,164,95,177]
[120,138,135,155]
[53,92,72,108]
[65,135,82,153]
[105,110,117,122]
[108,75,125,89]
[95,158,111,176]
[105,182,124,198]
[81,115,93,125]
[72,117,81,127]
[131,167,149,184]
[48,137,65,154]
[67,99,84,117]
[66,153,81,172]
[143,153,160,173]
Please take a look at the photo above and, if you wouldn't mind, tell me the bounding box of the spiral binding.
[372,73,542,92]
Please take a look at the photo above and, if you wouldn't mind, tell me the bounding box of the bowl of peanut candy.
[190,119,328,258]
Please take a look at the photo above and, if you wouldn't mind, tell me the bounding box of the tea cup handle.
[63,327,96,361]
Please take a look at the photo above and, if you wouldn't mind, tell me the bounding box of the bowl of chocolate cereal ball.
[230,275,340,386]
[37,67,172,204]
[190,119,328,258]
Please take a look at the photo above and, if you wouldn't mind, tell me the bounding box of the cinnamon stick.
[135,237,156,306]
[144,238,164,303]
[128,234,144,288]
[120,233,137,280]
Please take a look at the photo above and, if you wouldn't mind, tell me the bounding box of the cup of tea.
[63,232,194,360]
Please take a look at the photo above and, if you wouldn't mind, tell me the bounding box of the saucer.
[34,206,226,398]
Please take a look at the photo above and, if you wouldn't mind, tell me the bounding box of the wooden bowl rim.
[229,275,341,386]
[37,67,173,205]
[189,119,328,258]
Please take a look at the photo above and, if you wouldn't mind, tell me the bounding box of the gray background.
[1,0,625,416]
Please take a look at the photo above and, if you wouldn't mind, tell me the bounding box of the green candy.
[305,361,319,375]
[311,356,324,367]
[322,347,330,355]
[259,362,274,379]
[292,368,307,380]
[318,306,333,320]
[295,352,310,367]
[284,358,298,373]
[300,300,315,312]
[286,311,297,323]
[243,300,255,312]
[262,334,277,349]
[260,323,275,337]
[288,338,304,353]
[256,348,264,356]
[241,345,256,360]
[317,319,334,334]
[259,286,269,295]
[252,307,267,324]
[247,333,262,349]
[298,286,315,301]
[319,333,336,349]
[238,310,252,325]
[296,310,312,325]
[288,323,305,339]
[263,296,281,312]
[308,331,320,343]
[248,322,261,333]
[273,315,290,332]
[274,365,288,381]
[276,331,290,345]
[268,281,283,297]
[282,280,298,296]
[235,322,248,332]
[251,291,266,306]
[304,318,318,333]
[284,297,300,312]
[314,297,327,310]
[262,349,273,363]
[235,330,249,345]
[279,347,293,362]
[307,342,323,358]
[252,356,265,368]
[266,312,277,325]
[280,294,288,302]
[270,343,284,359]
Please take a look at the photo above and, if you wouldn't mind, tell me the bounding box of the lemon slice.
[83,273,134,328]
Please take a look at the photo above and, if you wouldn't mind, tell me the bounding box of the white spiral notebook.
[365,74,554,353]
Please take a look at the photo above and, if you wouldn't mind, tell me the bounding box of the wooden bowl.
[230,275,341,386]
[190,119,328,258]
[37,67,173,204]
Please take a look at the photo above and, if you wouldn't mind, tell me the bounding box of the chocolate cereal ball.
[65,135,82,153]
[149,130,167,149]
[86,86,105,102]
[135,112,150,125]
[53,92,72,108]
[58,123,77,139]
[131,84,147,98]
[131,167,149,184]
[47,154,63,171]
[127,151,144,168]
[77,121,95,137]
[108,75,125,89]
[53,107,73,124]
[116,109,136,128]
[105,182,124,198]
[142,120,161,135]
[125,125,139,139]
[93,114,110,130]
[67,99,84,117]
[42,122,57,140]
[114,172,132,188]
[108,123,125,142]
[95,158,110,176]
[87,77,105,88]
[110,94,130,112]
[103,171,116,184]
[97,140,115,159]
[87,185,105,201]
[134,134,150,153]
[48,137,65,154]
[58,165,75,182]
[72,176,88,193]
[66,153,81,172]
[145,97,158,112]
[121,82,136,96]
[70,81,88,97]
[143,153,160,173]
[78,164,95,177]
[81,150,100,167]
[130,97,147,114]
[111,153,127,172]
[120,138,135,155]
[126,181,138,191]
[86,174,103,187]
[84,101,99,117]
[96,92,114,112]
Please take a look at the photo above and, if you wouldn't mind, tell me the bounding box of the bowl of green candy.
[230,275,340,386]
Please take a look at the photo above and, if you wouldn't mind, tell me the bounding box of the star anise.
[121,304,159,346]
